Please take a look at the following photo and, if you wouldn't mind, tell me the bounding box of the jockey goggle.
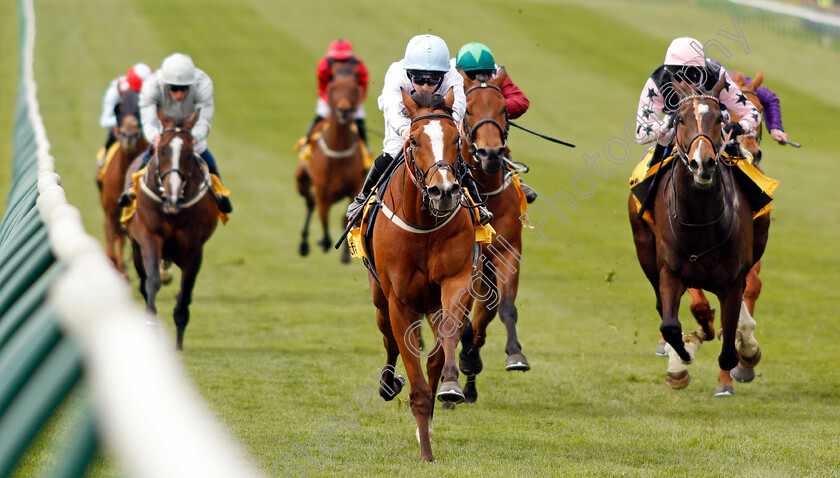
[407,70,444,86]
[169,84,190,93]
[666,65,704,85]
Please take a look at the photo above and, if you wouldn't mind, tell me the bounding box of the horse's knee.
[409,387,434,416]
[498,300,518,323]
[719,351,738,371]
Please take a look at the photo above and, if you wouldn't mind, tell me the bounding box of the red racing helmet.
[126,62,152,91]
[327,39,354,60]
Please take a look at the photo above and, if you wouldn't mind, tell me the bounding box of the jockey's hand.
[723,122,745,141]
[655,116,674,145]
[770,128,788,145]
[401,127,410,141]
[153,135,161,150]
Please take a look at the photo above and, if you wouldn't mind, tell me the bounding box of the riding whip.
[509,121,575,148]
[780,140,801,148]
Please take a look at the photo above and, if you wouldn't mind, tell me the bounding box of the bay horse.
[455,67,529,405]
[125,109,219,350]
[628,77,769,396]
[684,71,766,383]
[365,89,475,461]
[99,89,148,272]
[295,65,366,263]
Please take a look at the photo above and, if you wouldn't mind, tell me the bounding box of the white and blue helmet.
[403,34,450,72]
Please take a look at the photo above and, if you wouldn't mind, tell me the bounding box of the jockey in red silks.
[635,37,762,164]
[453,41,537,204]
[304,39,370,145]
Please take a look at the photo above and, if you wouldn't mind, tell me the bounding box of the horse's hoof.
[441,401,456,410]
[160,268,173,285]
[459,349,483,376]
[340,253,350,264]
[318,238,330,252]
[654,341,668,357]
[714,383,736,397]
[299,242,310,256]
[436,381,465,404]
[380,376,405,401]
[731,365,755,383]
[739,347,762,368]
[666,370,690,389]
[505,353,530,371]
[463,377,477,404]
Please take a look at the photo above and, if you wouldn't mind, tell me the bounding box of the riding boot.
[461,168,494,225]
[200,149,233,214]
[355,118,367,145]
[118,145,154,207]
[346,152,393,221]
[519,181,538,204]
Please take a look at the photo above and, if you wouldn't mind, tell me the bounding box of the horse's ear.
[402,88,418,118]
[457,67,474,87]
[711,75,727,98]
[751,71,763,90]
[443,87,455,109]
[670,79,691,98]
[491,66,507,88]
[732,71,744,87]
[183,109,200,131]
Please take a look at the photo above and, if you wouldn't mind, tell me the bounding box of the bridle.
[142,126,208,207]
[402,112,463,218]
[673,94,726,172]
[462,82,509,158]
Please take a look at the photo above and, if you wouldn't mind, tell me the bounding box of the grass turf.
[2,0,839,476]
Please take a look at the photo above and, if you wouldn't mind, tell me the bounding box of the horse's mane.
[117,90,140,125]
[409,91,453,115]
[333,63,357,79]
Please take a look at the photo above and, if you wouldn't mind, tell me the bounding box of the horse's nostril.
[427,186,441,200]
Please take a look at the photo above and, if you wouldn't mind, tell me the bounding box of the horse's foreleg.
[130,239,148,301]
[174,249,203,351]
[138,236,163,315]
[743,261,761,316]
[731,299,761,383]
[458,261,492,393]
[493,249,529,372]
[688,288,715,341]
[315,195,331,253]
[115,230,128,273]
[659,269,689,362]
[389,301,434,462]
[435,279,472,404]
[714,284,744,396]
[296,162,315,257]
[104,218,120,270]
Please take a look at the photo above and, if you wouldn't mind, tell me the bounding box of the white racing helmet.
[403,34,450,72]
[160,53,196,86]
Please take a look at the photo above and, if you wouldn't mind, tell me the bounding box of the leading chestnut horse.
[628,77,770,396]
[365,90,475,461]
[295,65,366,263]
[682,71,767,383]
[455,68,529,405]
[99,89,148,272]
[125,109,219,350]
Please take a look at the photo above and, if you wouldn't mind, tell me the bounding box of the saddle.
[629,148,779,226]
[295,121,373,169]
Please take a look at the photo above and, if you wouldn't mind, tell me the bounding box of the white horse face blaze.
[168,137,184,203]
[424,120,455,189]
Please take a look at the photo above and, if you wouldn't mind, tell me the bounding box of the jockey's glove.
[723,122,745,141]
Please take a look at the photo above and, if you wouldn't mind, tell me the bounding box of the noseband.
[403,112,463,217]
[462,83,509,157]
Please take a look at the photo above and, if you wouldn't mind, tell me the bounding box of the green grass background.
[1,0,839,476]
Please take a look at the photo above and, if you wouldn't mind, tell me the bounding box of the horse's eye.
[410,137,417,146]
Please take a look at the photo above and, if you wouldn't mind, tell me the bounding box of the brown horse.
[296,65,366,263]
[455,68,529,405]
[365,89,475,461]
[629,77,770,396]
[99,89,148,272]
[684,71,766,382]
[125,109,219,350]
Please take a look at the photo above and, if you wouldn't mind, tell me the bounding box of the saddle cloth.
[629,148,779,226]
[295,121,373,169]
